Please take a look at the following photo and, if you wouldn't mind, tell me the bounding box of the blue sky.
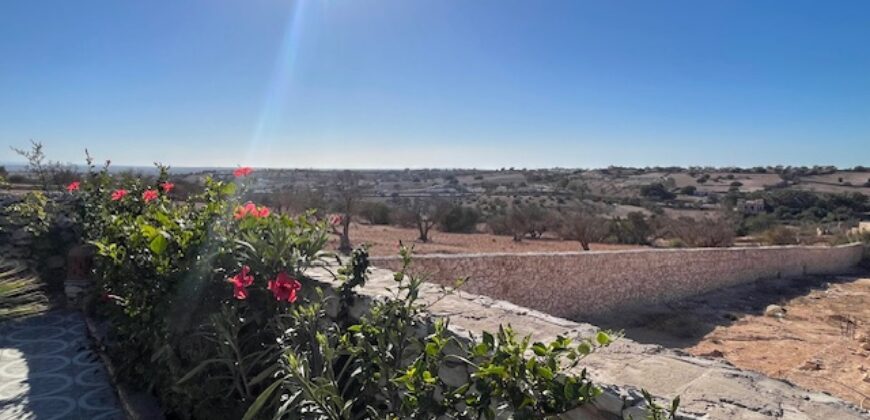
[1,0,868,169]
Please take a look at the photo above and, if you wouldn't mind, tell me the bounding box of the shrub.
[560,212,609,250]
[680,185,697,195]
[664,216,735,247]
[740,213,777,235]
[76,165,331,417]
[5,191,53,236]
[759,225,798,245]
[358,201,391,225]
[439,204,480,233]
[609,212,652,245]
[486,204,552,241]
[640,183,675,201]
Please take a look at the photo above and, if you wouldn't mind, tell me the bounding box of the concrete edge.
[84,314,166,420]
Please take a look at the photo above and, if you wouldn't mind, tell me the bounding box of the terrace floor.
[0,310,122,420]
[0,259,122,419]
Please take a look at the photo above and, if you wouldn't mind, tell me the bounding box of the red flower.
[66,181,81,192]
[228,266,254,300]
[233,166,253,177]
[142,189,159,203]
[160,182,175,193]
[111,189,129,201]
[234,201,270,220]
[268,272,301,303]
[234,201,256,219]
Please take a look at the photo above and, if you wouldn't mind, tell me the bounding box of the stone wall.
[370,244,864,319]
[0,192,79,271]
[306,264,868,419]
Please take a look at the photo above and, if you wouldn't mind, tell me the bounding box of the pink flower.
[328,214,343,226]
[268,272,301,303]
[228,266,254,300]
[233,166,253,177]
[110,189,128,201]
[142,189,159,203]
[160,182,175,193]
[66,181,80,192]
[256,206,271,218]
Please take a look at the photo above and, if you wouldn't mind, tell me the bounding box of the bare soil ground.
[590,274,870,408]
[329,223,645,257]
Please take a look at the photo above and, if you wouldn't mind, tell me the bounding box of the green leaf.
[535,366,554,380]
[242,379,282,420]
[221,182,237,196]
[595,331,612,346]
[532,343,547,356]
[474,365,506,378]
[176,358,230,384]
[473,342,489,356]
[422,370,436,384]
[483,331,494,347]
[150,234,168,255]
[140,224,158,239]
[425,342,439,357]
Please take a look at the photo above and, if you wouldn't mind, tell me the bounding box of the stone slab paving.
[0,310,123,420]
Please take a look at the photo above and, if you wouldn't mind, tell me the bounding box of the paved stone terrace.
[0,310,122,420]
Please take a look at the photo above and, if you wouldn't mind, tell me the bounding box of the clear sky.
[1,0,868,169]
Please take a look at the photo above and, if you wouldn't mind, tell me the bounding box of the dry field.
[328,223,645,257]
[593,274,870,408]
[688,277,870,409]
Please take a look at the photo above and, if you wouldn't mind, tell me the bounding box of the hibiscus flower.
[66,181,80,192]
[160,182,175,193]
[111,189,129,201]
[234,202,271,219]
[228,266,254,300]
[267,272,301,303]
[142,189,159,203]
[234,201,257,219]
[233,166,253,177]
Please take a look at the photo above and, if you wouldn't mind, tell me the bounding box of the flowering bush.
[70,164,332,417]
[67,163,676,420]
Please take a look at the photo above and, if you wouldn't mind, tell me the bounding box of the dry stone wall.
[306,264,868,419]
[370,244,863,319]
[0,192,79,271]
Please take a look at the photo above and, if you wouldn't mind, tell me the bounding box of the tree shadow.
[583,270,867,349]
